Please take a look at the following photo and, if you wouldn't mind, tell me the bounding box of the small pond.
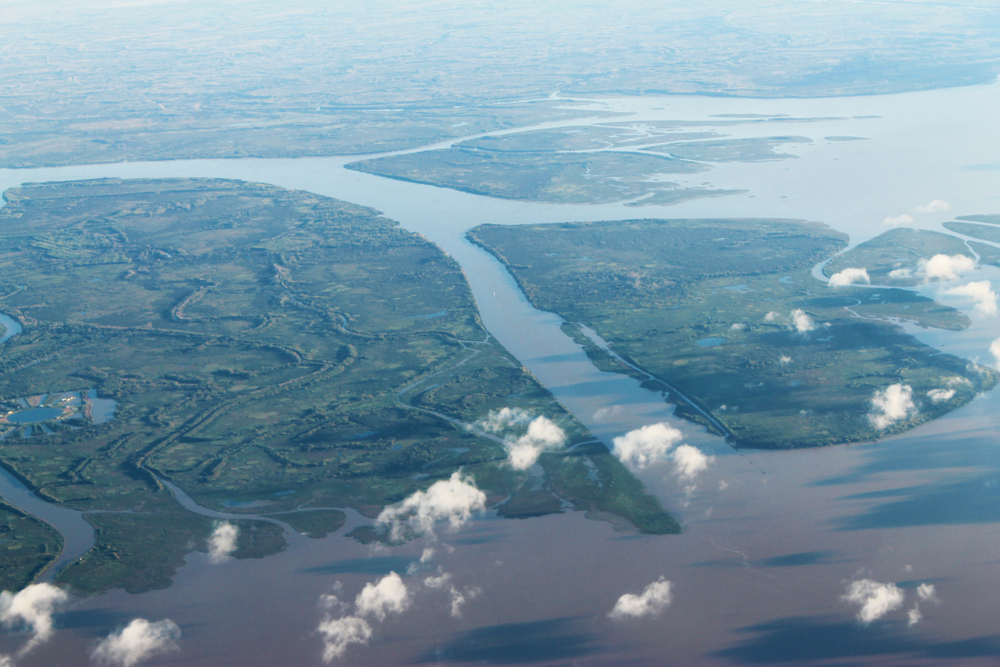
[695,337,726,347]
[5,407,65,424]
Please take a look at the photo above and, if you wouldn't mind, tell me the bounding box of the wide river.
[1,81,999,666]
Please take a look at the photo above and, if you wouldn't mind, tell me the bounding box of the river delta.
[1,79,1000,665]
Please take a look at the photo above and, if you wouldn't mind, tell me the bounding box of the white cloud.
[730,322,746,331]
[991,338,1000,371]
[914,199,950,214]
[208,522,238,563]
[908,604,923,626]
[916,583,938,603]
[883,213,914,226]
[869,384,917,430]
[828,267,870,287]
[842,579,904,623]
[612,422,684,469]
[889,268,913,279]
[922,254,975,281]
[593,405,623,421]
[318,615,372,662]
[424,573,479,618]
[608,577,672,620]
[0,583,68,662]
[377,471,486,541]
[764,311,780,322]
[355,572,410,621]
[944,280,997,315]
[671,444,712,480]
[477,407,531,433]
[790,309,815,334]
[91,619,181,667]
[505,416,567,470]
[927,388,955,403]
[779,355,793,365]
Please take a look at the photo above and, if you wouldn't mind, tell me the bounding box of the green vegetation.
[456,126,721,152]
[646,136,812,162]
[968,242,1000,268]
[345,149,741,205]
[824,227,974,287]
[0,502,63,592]
[470,218,995,449]
[0,178,677,592]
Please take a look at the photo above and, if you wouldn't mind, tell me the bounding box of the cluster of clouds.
[0,583,177,667]
[889,254,975,282]
[765,310,819,334]
[883,199,950,226]
[376,471,487,542]
[208,522,238,563]
[868,383,917,430]
[608,577,672,620]
[842,579,938,625]
[611,423,711,481]
[943,280,997,316]
[92,619,181,667]
[318,572,411,661]
[478,408,567,470]
[828,267,870,287]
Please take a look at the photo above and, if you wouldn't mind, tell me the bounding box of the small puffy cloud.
[608,577,672,620]
[355,572,410,621]
[884,213,914,226]
[92,619,181,667]
[915,199,950,214]
[318,615,372,662]
[477,407,531,433]
[612,422,684,469]
[208,522,238,563]
[730,322,745,331]
[593,405,623,421]
[917,583,938,603]
[869,384,917,430]
[672,444,712,480]
[889,268,913,279]
[764,311,780,322]
[944,280,997,315]
[506,416,567,470]
[842,579,904,623]
[908,605,923,626]
[828,267,870,287]
[922,254,975,281]
[424,573,479,618]
[779,355,793,365]
[991,338,1000,370]
[927,388,955,403]
[0,583,68,661]
[377,471,486,541]
[790,309,815,334]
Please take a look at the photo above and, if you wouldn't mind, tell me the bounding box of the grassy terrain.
[943,221,1000,244]
[469,218,995,449]
[456,126,721,152]
[645,136,812,162]
[345,149,745,205]
[0,178,678,592]
[956,215,1000,225]
[824,228,974,287]
[276,510,346,539]
[0,501,63,592]
[968,242,1000,268]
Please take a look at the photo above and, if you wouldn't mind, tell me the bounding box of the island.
[469,218,996,449]
[0,178,676,594]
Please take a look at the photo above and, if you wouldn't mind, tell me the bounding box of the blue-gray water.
[1,81,999,665]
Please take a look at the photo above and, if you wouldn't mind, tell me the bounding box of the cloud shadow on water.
[411,617,605,664]
[714,616,1000,664]
[757,550,839,568]
[300,555,414,576]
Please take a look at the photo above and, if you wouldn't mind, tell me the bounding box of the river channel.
[0,81,999,665]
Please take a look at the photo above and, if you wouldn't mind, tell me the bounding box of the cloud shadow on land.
[411,617,605,664]
[833,473,1000,530]
[714,616,1000,664]
[300,556,414,576]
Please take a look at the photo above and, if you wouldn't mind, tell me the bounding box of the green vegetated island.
[469,218,997,449]
[345,121,842,206]
[0,178,676,595]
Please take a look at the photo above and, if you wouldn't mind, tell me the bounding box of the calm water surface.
[1,81,999,665]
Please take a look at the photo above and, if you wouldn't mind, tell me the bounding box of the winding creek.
[1,81,1000,665]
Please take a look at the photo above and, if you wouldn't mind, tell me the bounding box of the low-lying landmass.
[824,227,974,287]
[645,136,812,162]
[0,178,677,594]
[0,501,63,591]
[469,218,996,449]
